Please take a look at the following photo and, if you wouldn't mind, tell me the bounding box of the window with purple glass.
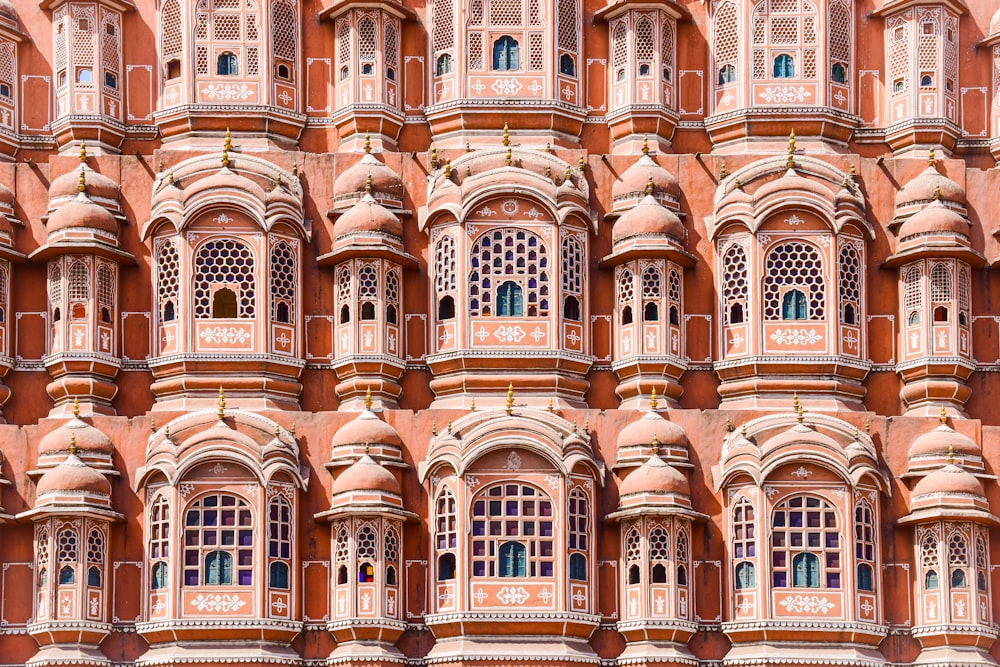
[183,493,254,586]
[471,483,554,578]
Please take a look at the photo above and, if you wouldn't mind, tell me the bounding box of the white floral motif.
[179,483,196,498]
[477,206,495,217]
[543,474,561,490]
[791,466,812,478]
[190,593,246,612]
[199,327,252,344]
[465,475,480,490]
[496,586,531,604]
[494,326,527,343]
[778,595,835,614]
[211,463,228,475]
[757,86,812,104]
[501,200,519,215]
[491,78,523,95]
[784,214,804,225]
[505,451,522,470]
[200,83,256,101]
[537,588,553,603]
[770,328,823,345]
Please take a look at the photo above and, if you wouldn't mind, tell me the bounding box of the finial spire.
[642,136,649,156]
[928,148,936,168]
[719,161,728,180]
[150,415,156,432]
[502,123,510,147]
[649,387,658,411]
[78,165,87,193]
[548,397,554,412]
[578,155,586,171]
[505,146,512,167]
[430,146,438,170]
[565,164,572,182]
[645,175,654,196]
[786,129,796,169]
[69,433,78,456]
[364,387,373,411]
[506,383,514,415]
[431,420,437,436]
[364,134,372,154]
[933,184,941,201]
[72,397,80,418]
[864,416,871,434]
[741,422,747,438]
[218,386,226,420]
[470,397,476,412]
[365,173,373,194]
[444,159,452,179]
[79,142,87,163]
[940,405,948,425]
[222,128,232,168]
[583,418,589,433]
[365,442,370,455]
[651,435,660,455]
[725,417,734,432]
[948,443,955,465]
[447,419,452,434]
[793,392,804,424]
[164,423,170,439]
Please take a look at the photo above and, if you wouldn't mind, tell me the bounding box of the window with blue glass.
[471,483,554,578]
[184,493,254,586]
[771,495,840,589]
[497,281,524,316]
[773,54,794,78]
[782,289,808,320]
[493,36,520,70]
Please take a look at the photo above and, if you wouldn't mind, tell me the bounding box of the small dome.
[990,7,1000,40]
[333,194,402,239]
[612,154,680,208]
[897,200,969,241]
[334,153,404,204]
[47,194,119,236]
[908,423,979,460]
[617,412,687,452]
[266,181,299,210]
[754,169,832,203]
[912,463,985,499]
[35,453,111,499]
[619,454,689,498]
[331,410,404,451]
[38,417,114,459]
[331,453,400,496]
[50,165,120,203]
[896,166,966,210]
[612,195,685,244]
[183,168,267,203]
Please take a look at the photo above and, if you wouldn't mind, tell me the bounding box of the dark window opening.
[275,301,290,323]
[212,288,238,318]
[438,553,456,580]
[101,306,111,323]
[857,563,873,592]
[386,565,397,585]
[644,302,659,322]
[773,54,794,78]
[651,563,667,583]
[359,562,375,583]
[669,305,679,326]
[497,281,523,317]
[492,36,520,71]
[277,63,291,80]
[729,302,744,324]
[361,302,376,320]
[791,552,820,588]
[338,564,348,584]
[166,59,181,80]
[628,563,640,585]
[88,566,101,587]
[437,54,453,75]
[934,305,949,322]
[59,565,76,585]
[843,303,856,325]
[269,561,289,589]
[387,304,398,324]
[569,553,587,581]
[622,305,633,325]
[677,564,687,585]
[564,295,581,321]
[217,52,239,76]
[560,53,575,76]
[340,304,351,324]
[205,550,233,585]
[498,541,526,577]
[718,63,736,85]
[438,295,455,320]
[831,62,846,84]
[782,289,807,320]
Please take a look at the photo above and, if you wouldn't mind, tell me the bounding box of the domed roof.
[47,194,119,236]
[912,463,985,499]
[909,422,979,460]
[266,180,299,210]
[334,152,404,204]
[992,7,1000,38]
[38,416,114,459]
[896,165,966,210]
[897,199,969,241]
[333,193,402,239]
[331,453,401,496]
[332,408,403,450]
[617,411,687,452]
[753,168,832,203]
[35,452,111,500]
[612,153,680,208]
[182,167,266,202]
[50,164,120,204]
[612,195,685,244]
[619,454,689,498]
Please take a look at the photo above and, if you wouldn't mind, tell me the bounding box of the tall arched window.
[267,495,292,590]
[771,495,840,589]
[194,0,262,77]
[642,266,662,323]
[359,265,379,321]
[335,522,350,584]
[471,483,553,578]
[948,528,969,588]
[722,242,749,325]
[435,488,458,580]
[625,525,642,584]
[384,526,400,585]
[649,526,670,583]
[97,264,115,324]
[855,500,876,592]
[493,36,520,70]
[839,243,861,325]
[157,240,180,323]
[931,263,952,323]
[828,0,851,85]
[713,1,739,88]
[270,0,297,79]
[920,530,939,590]
[149,495,170,590]
[435,234,458,320]
[773,54,795,78]
[58,526,79,585]
[568,488,589,581]
[217,52,239,75]
[751,0,818,81]
[469,228,549,317]
[431,0,455,76]
[86,528,105,587]
[763,241,825,321]
[270,241,296,324]
[562,235,584,321]
[193,239,256,319]
[160,0,183,81]
[618,268,635,326]
[357,523,378,582]
[904,265,923,326]
[732,498,756,589]
[183,493,254,586]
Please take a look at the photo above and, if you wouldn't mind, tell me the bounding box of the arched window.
[839,243,861,326]
[149,495,170,589]
[925,569,939,589]
[676,528,689,588]
[570,553,587,581]
[642,267,662,322]
[57,526,79,585]
[773,54,795,78]
[618,268,635,326]
[497,281,523,316]
[357,523,378,582]
[212,288,238,318]
[976,535,988,592]
[772,495,840,589]
[88,565,102,586]
[386,270,400,325]
[157,241,180,324]
[469,228,549,317]
[493,36,520,70]
[568,487,590,581]
[268,495,292,589]
[718,63,736,85]
[625,525,641,585]
[270,241,296,324]
[435,488,458,580]
[269,562,289,589]
[763,242,825,321]
[60,565,76,584]
[271,0,297,79]
[86,528,105,588]
[437,54,453,75]
[649,526,670,583]
[438,553,456,580]
[828,1,850,86]
[337,267,352,324]
[194,239,256,318]
[713,1,739,88]
[722,243,749,325]
[732,497,756,588]
[735,561,755,589]
[438,295,456,320]
[560,54,575,75]
[472,483,553,578]
[217,52,239,76]
[782,289,807,319]
[152,561,168,590]
[948,529,969,589]
[920,530,939,590]
[563,296,580,321]
[358,265,379,321]
[667,268,682,327]
[334,522,350,585]
[854,500,876,592]
[384,526,400,585]
[958,265,970,327]
[359,562,375,582]
[857,563,873,592]
[904,265,922,326]
[831,62,846,83]
[184,493,254,586]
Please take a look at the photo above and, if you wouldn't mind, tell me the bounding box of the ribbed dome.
[754,169,831,203]
[908,423,979,460]
[912,463,985,499]
[183,168,266,202]
[331,410,404,450]
[612,154,680,207]
[897,200,969,241]
[612,195,685,244]
[266,181,299,210]
[332,454,400,496]
[35,453,111,499]
[619,454,689,498]
[333,194,402,239]
[896,166,965,210]
[50,165,120,203]
[334,153,404,203]
[47,194,119,236]
[38,417,114,458]
[617,411,687,451]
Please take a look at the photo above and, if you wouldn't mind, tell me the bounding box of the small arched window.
[340,304,351,324]
[857,563,873,592]
[843,303,855,325]
[59,565,76,585]
[359,562,375,583]
[217,52,239,76]
[152,562,168,590]
[952,568,968,588]
[564,296,581,321]
[735,562,755,589]
[212,288,238,318]
[277,63,291,80]
[628,563,640,584]
[792,552,820,588]
[560,54,575,76]
[497,281,523,317]
[338,564,349,584]
[275,302,290,323]
[492,36,520,70]
[205,550,233,585]
[773,54,794,78]
[730,303,744,324]
[831,62,846,84]
[438,295,455,320]
[644,302,659,322]
[437,54,453,75]
[361,302,376,320]
[622,305,634,325]
[270,562,289,588]
[438,553,456,580]
[77,68,93,83]
[166,59,181,80]
[677,564,687,585]
[782,289,807,320]
[651,563,667,583]
[498,542,527,577]
[934,305,949,322]
[925,569,938,589]
[163,301,176,322]
[569,553,587,581]
[88,565,102,587]
[718,64,736,85]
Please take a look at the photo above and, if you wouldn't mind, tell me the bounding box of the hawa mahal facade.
[5,0,1000,666]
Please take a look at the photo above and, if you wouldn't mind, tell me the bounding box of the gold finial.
[218,386,226,420]
[444,159,452,179]
[853,426,860,440]
[364,442,370,455]
[650,387,658,411]
[940,405,948,425]
[290,421,296,437]
[864,417,871,434]
[933,184,941,201]
[573,420,578,433]
[432,420,437,436]
[719,161,728,180]
[430,147,438,170]
[850,163,857,179]
[365,173,373,194]
[158,159,164,172]
[79,142,87,163]
[505,383,514,415]
[505,146,512,167]
[583,418,589,433]
[292,162,299,178]
[545,141,551,154]
[548,397,554,412]
[545,165,551,179]
[565,164,572,182]
[168,170,175,185]
[364,134,372,154]
[447,419,453,434]
[69,433,78,456]
[502,123,510,147]
[150,415,156,432]
[276,173,283,186]
[928,148,936,168]
[78,165,87,193]
[734,177,741,190]
[741,422,747,438]
[364,387,373,411]
[275,422,282,438]
[470,397,476,412]
[786,129,796,169]
[651,435,660,455]
[72,397,80,418]
[642,136,649,156]
[792,392,803,423]
[947,443,956,464]
[725,417,734,432]
[645,175,654,196]
[578,155,586,171]
[164,423,170,439]
[222,128,232,168]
